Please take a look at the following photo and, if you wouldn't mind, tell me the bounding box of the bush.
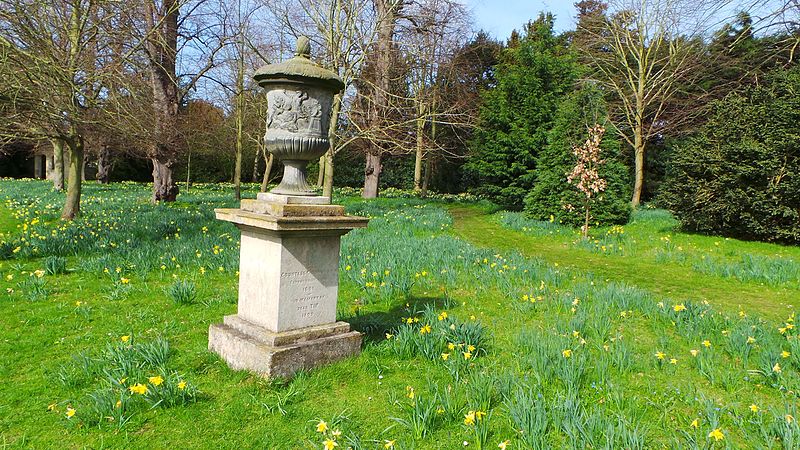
[523,84,631,227]
[659,68,800,244]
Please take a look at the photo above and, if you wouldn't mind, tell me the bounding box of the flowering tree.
[566,124,607,238]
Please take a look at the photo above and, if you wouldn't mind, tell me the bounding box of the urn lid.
[253,36,345,92]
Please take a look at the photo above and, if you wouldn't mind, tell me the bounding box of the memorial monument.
[208,36,368,379]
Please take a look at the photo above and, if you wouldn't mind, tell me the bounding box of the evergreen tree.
[524,83,631,226]
[464,13,578,210]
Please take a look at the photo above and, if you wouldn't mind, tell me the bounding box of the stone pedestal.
[209,198,368,379]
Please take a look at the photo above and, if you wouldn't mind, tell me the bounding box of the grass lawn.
[1,179,799,449]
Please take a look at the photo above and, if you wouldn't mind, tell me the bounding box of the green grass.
[455,207,800,321]
[1,179,800,449]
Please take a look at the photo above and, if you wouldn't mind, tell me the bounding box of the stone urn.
[254,36,345,197]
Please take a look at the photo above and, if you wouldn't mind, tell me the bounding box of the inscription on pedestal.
[281,268,336,325]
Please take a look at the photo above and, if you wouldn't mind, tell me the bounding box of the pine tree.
[464,13,578,210]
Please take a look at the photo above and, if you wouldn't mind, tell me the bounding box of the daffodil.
[441,353,450,360]
[702,340,711,348]
[498,440,510,449]
[121,335,130,343]
[323,438,338,450]
[177,380,187,390]
[690,349,700,357]
[782,350,791,358]
[316,420,328,433]
[708,428,724,441]
[65,407,76,418]
[562,349,573,358]
[690,418,699,429]
[128,383,148,395]
[673,304,686,312]
[773,362,782,373]
[148,375,164,386]
[464,410,476,426]
[384,440,395,449]
[749,404,759,413]
[655,351,666,360]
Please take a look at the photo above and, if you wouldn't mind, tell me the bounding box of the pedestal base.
[208,315,362,379]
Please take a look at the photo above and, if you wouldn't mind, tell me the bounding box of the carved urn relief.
[254,37,344,197]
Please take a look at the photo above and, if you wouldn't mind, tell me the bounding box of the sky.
[463,0,579,40]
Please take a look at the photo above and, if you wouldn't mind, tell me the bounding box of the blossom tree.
[566,124,607,238]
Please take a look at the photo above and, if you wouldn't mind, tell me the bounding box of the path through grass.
[451,206,800,321]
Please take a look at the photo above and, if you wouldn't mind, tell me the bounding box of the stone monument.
[208,36,368,379]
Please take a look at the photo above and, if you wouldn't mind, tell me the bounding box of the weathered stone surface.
[241,199,344,217]
[257,192,331,205]
[209,316,361,379]
[237,226,340,332]
[215,208,367,232]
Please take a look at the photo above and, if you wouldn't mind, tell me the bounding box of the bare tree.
[578,0,737,206]
[139,0,227,202]
[399,0,472,193]
[0,0,123,218]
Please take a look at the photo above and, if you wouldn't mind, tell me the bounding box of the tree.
[429,31,501,194]
[576,0,733,206]
[360,0,404,198]
[0,0,122,219]
[524,84,630,228]
[399,0,472,193]
[140,0,226,202]
[464,14,578,210]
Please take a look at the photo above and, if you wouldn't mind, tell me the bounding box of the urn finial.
[295,36,311,58]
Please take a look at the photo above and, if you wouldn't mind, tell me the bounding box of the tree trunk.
[317,155,326,187]
[260,152,273,193]
[96,145,112,183]
[51,139,65,191]
[145,0,180,203]
[421,158,431,197]
[631,131,645,207]
[363,152,381,198]
[185,150,191,192]
[61,136,84,220]
[323,94,342,199]
[234,34,244,201]
[251,147,261,182]
[323,149,334,199]
[362,0,397,198]
[413,113,425,191]
[234,132,242,200]
[152,153,178,202]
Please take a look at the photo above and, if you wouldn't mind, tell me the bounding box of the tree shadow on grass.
[343,294,455,346]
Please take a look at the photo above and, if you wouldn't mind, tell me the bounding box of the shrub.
[659,67,800,244]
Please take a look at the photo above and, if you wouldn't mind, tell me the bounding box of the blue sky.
[463,0,579,40]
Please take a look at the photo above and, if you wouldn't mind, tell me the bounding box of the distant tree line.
[1,0,798,243]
